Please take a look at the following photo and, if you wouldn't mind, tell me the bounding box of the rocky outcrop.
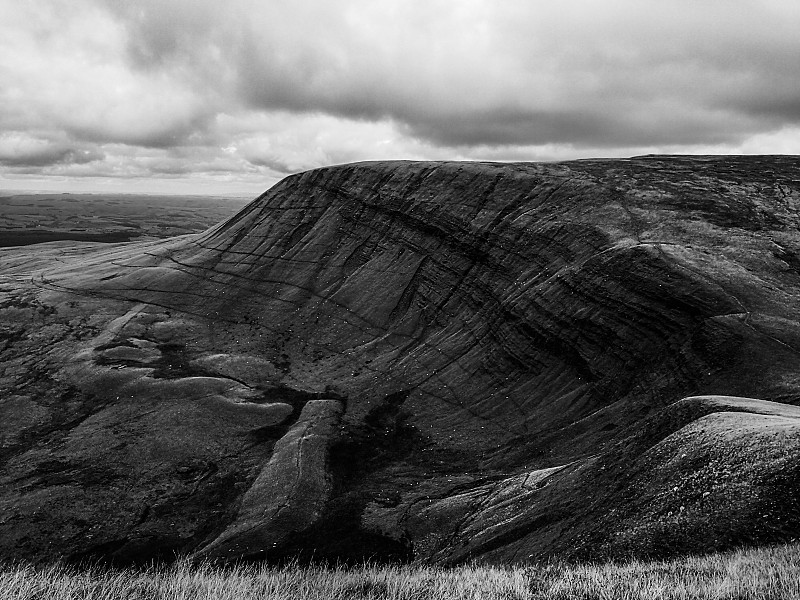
[2,156,800,564]
[197,399,344,561]
[404,395,800,562]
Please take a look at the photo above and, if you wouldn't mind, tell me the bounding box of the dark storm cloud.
[0,147,73,168]
[244,156,299,175]
[64,113,215,150]
[400,109,753,149]
[0,135,104,168]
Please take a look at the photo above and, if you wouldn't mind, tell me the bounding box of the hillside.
[1,156,800,565]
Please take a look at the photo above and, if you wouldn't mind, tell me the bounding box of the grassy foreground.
[1,544,799,600]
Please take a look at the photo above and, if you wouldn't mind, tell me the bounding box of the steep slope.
[2,156,800,564]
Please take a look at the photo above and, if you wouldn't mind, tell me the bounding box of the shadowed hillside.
[1,156,800,565]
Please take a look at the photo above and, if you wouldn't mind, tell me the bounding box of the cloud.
[0,132,104,167]
[217,111,420,173]
[96,0,800,149]
[0,1,217,148]
[1,0,799,192]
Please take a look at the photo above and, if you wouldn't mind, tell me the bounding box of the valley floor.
[1,543,799,599]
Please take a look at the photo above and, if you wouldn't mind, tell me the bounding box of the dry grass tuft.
[0,544,798,599]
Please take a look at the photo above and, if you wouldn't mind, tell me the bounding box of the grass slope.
[2,544,799,599]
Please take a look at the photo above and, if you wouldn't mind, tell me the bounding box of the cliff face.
[2,156,800,564]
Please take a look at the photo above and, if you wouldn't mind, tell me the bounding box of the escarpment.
[2,156,800,565]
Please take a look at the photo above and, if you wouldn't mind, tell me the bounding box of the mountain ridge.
[1,156,800,564]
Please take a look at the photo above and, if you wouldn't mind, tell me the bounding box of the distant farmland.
[0,193,249,246]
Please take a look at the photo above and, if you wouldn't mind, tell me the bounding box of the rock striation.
[2,156,800,564]
[197,399,344,560]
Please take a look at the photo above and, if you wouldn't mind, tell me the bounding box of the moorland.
[1,157,800,597]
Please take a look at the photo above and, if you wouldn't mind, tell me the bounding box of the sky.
[2,0,800,196]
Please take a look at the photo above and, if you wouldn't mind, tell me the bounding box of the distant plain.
[0,193,250,246]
